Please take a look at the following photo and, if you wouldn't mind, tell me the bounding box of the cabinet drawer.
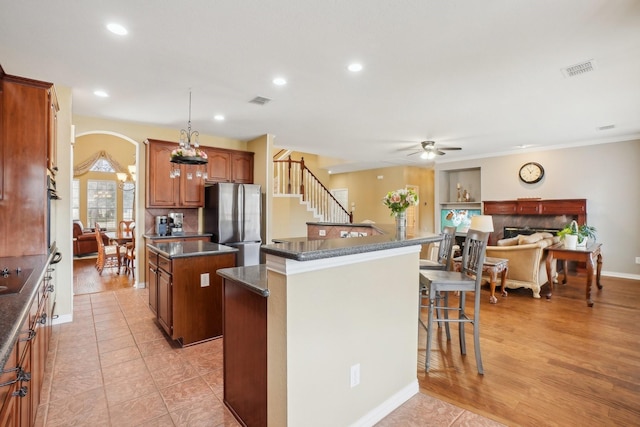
[483,201,517,214]
[158,255,172,274]
[148,250,158,267]
[517,201,541,214]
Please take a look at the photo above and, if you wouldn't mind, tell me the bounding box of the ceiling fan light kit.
[408,140,461,160]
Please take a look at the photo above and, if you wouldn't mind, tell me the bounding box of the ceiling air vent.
[249,96,271,106]
[561,60,596,78]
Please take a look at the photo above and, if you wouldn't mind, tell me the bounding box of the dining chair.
[94,222,120,275]
[419,229,490,374]
[122,230,136,277]
[419,226,457,336]
[420,226,457,271]
[119,220,135,234]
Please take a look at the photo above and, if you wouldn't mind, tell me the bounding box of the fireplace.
[503,226,561,239]
[483,199,587,245]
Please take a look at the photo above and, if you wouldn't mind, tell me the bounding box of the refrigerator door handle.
[238,184,244,242]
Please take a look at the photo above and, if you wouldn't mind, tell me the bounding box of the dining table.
[105,231,134,273]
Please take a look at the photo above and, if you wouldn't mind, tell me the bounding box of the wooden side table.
[453,256,509,304]
[545,242,603,307]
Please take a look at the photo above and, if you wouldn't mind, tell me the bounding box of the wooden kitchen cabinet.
[156,254,173,336]
[146,242,237,346]
[0,69,53,257]
[147,251,159,315]
[204,147,254,184]
[0,265,54,427]
[47,87,59,174]
[145,139,206,208]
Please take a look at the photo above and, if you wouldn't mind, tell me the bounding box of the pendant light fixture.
[170,90,208,165]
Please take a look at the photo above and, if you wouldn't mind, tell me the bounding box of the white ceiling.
[2,0,639,173]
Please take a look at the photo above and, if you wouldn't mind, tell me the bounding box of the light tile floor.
[35,287,503,426]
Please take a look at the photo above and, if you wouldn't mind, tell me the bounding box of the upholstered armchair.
[73,220,109,256]
[484,232,559,298]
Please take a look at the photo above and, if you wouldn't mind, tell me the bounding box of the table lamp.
[469,215,494,233]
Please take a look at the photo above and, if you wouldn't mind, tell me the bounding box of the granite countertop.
[262,225,441,261]
[147,240,238,259]
[143,232,212,240]
[0,246,56,371]
[217,265,268,297]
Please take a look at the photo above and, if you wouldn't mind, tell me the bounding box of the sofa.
[73,220,109,256]
[485,232,559,298]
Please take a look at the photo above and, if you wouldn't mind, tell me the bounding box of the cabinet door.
[0,342,19,427]
[146,140,179,207]
[206,149,231,182]
[231,152,254,183]
[157,270,173,337]
[47,88,59,174]
[179,164,204,207]
[148,261,158,315]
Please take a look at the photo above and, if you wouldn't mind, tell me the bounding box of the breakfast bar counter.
[218,229,440,427]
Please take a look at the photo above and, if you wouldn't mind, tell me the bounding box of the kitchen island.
[218,228,441,427]
[146,240,237,346]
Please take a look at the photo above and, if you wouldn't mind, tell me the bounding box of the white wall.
[267,247,420,426]
[435,140,640,277]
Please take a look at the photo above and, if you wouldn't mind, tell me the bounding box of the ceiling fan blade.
[436,150,446,155]
[407,150,421,157]
[438,146,462,151]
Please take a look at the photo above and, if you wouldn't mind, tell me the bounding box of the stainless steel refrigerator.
[204,182,262,266]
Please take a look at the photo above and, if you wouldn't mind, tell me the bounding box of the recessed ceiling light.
[516,144,533,149]
[94,90,109,98]
[106,23,128,36]
[273,77,287,86]
[213,115,225,121]
[348,63,363,72]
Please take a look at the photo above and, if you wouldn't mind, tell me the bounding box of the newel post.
[300,157,306,201]
[286,156,292,194]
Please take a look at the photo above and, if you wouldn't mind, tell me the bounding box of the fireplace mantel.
[483,199,587,244]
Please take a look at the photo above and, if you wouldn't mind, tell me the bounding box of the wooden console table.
[544,242,603,307]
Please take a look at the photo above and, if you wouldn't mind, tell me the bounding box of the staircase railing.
[274,156,353,223]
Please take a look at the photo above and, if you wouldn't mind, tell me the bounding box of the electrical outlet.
[319,229,326,236]
[350,363,360,388]
[200,273,210,287]
[350,231,359,237]
[636,257,640,264]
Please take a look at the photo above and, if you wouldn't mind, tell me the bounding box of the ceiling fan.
[408,140,462,160]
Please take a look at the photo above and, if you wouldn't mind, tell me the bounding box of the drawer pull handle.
[17,369,31,382]
[13,386,28,397]
[20,329,36,342]
[38,313,48,324]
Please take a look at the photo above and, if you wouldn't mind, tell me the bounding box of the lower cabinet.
[0,260,54,427]
[147,246,236,346]
[156,255,173,336]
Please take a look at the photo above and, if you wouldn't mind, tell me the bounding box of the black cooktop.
[0,268,33,296]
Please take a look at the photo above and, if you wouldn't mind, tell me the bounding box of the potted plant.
[557,220,596,249]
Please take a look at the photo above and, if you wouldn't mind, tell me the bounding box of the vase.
[395,211,407,236]
[563,234,578,250]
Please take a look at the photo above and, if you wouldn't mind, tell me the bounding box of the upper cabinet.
[146,139,205,208]
[47,87,59,174]
[0,70,53,256]
[145,140,254,209]
[204,147,254,184]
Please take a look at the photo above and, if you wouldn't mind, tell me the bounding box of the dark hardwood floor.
[417,272,640,426]
[73,256,134,295]
[73,257,639,425]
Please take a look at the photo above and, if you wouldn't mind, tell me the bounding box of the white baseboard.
[349,380,419,427]
[52,313,73,325]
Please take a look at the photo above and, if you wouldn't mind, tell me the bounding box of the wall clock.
[519,162,544,184]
